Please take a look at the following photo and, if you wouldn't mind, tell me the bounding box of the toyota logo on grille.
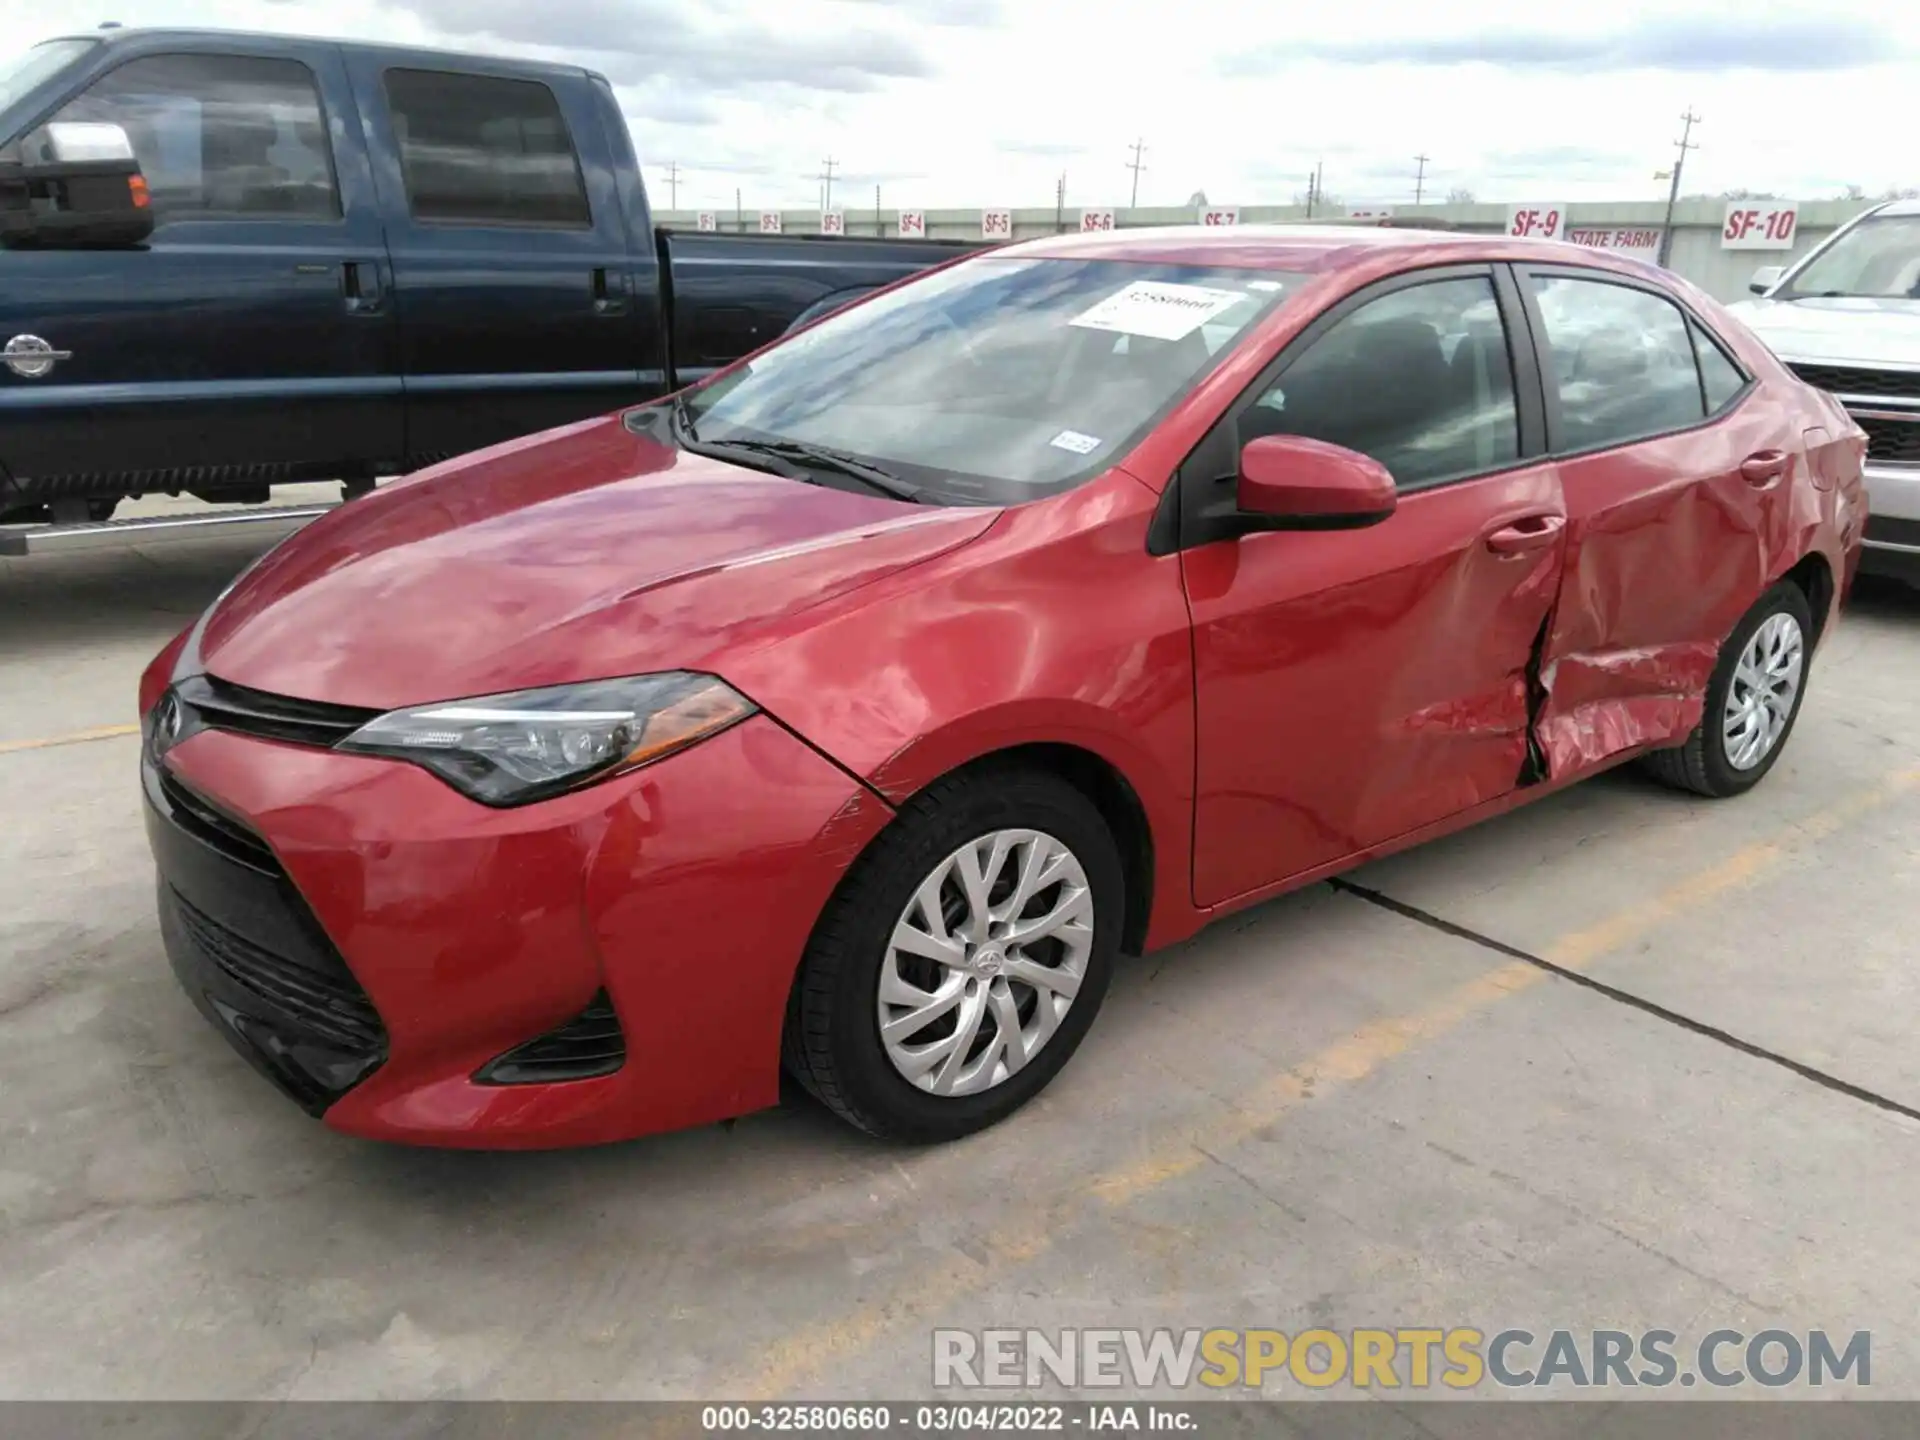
[151,691,184,754]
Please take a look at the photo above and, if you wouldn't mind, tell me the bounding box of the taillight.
[128,175,149,209]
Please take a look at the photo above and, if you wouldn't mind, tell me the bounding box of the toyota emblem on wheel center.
[4,335,73,379]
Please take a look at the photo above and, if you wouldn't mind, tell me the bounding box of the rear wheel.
[1640,580,1813,798]
[783,765,1123,1143]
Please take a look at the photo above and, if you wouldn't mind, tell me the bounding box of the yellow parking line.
[737,765,1920,1401]
[0,723,140,756]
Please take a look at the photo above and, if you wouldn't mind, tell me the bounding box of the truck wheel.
[783,765,1123,1143]
[1640,580,1813,798]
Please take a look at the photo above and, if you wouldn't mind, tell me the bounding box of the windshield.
[0,39,93,113]
[1779,214,1920,301]
[676,256,1307,506]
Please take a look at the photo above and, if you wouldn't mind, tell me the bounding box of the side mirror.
[1237,435,1397,530]
[1748,265,1785,296]
[0,122,154,250]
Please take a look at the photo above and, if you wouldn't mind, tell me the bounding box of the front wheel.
[1640,579,1813,798]
[783,765,1124,1143]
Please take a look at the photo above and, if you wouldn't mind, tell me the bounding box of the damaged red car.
[139,225,1868,1149]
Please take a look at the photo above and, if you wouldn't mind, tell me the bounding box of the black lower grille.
[476,991,626,1085]
[170,891,385,1053]
[147,755,388,1115]
[158,771,280,875]
[1856,414,1920,465]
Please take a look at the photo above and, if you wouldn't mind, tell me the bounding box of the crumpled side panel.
[1534,645,1715,771]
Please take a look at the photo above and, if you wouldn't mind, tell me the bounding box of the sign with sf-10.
[1722,202,1798,250]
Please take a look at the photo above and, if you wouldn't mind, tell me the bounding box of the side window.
[49,53,338,220]
[382,69,590,228]
[1692,320,1749,414]
[1238,277,1518,489]
[1528,275,1705,452]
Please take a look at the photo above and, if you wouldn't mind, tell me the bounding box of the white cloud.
[3,0,1917,208]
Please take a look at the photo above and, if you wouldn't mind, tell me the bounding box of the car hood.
[195,415,999,710]
[1726,295,1920,368]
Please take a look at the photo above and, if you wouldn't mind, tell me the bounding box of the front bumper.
[1861,463,1920,581]
[146,712,892,1148]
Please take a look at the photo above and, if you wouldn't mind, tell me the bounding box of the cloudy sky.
[3,0,1916,210]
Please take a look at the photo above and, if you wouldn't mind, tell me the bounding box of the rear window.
[383,68,590,228]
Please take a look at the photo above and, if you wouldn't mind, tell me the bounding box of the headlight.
[338,672,757,806]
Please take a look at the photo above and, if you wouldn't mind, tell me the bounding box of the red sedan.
[139,225,1868,1149]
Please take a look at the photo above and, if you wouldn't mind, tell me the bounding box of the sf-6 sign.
[1722,203,1798,250]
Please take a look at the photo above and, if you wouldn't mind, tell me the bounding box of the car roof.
[1001,222,1670,282]
[47,26,600,82]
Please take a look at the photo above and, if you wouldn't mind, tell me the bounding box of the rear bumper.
[146,712,893,1148]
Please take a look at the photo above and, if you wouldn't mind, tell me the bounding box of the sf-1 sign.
[1722,203,1798,250]
[1506,205,1566,240]
[820,210,845,236]
[758,211,783,235]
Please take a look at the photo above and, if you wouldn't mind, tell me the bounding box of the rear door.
[1516,266,1798,775]
[1180,266,1568,907]
[0,41,400,502]
[342,53,644,467]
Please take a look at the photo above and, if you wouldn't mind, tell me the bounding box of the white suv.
[1726,199,1920,585]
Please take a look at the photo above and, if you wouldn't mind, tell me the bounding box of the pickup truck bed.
[0,27,980,525]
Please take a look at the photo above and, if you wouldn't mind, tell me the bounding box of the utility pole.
[1056,172,1067,233]
[734,187,742,230]
[663,161,681,209]
[816,156,839,212]
[1414,153,1430,204]
[1656,109,1701,268]
[1305,160,1324,219]
[874,184,882,236]
[1126,138,1147,208]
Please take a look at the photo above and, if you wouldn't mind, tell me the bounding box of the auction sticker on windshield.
[1070,281,1248,342]
[1049,429,1102,454]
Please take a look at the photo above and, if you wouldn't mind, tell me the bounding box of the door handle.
[591,267,630,316]
[1740,449,1791,487]
[342,261,384,316]
[1484,514,1566,556]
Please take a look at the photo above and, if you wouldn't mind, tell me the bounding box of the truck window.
[46,54,339,220]
[382,69,590,229]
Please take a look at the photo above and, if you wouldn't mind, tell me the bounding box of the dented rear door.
[1518,267,1797,776]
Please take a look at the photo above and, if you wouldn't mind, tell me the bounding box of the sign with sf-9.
[1722,203,1798,250]
[1507,205,1566,240]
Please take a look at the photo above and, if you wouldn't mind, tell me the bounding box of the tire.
[1640,579,1814,798]
[783,764,1125,1144]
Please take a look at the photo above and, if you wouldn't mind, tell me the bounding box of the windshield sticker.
[1245,279,1286,292]
[1049,429,1102,455]
[1069,281,1249,341]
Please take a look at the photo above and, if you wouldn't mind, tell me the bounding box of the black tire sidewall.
[1697,581,1815,795]
[813,770,1124,1142]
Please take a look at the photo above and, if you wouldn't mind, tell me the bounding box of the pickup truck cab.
[1728,199,1920,584]
[0,27,975,531]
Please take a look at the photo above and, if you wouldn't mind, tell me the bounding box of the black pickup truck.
[0,27,978,528]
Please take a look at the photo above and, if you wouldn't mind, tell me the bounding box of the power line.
[1126,138,1148,208]
[1656,108,1701,267]
[1414,153,1430,204]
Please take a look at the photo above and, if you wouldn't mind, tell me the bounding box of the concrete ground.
[1,502,1917,1405]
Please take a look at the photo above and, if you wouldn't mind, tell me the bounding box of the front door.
[1182,267,1568,907]
[0,43,401,504]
